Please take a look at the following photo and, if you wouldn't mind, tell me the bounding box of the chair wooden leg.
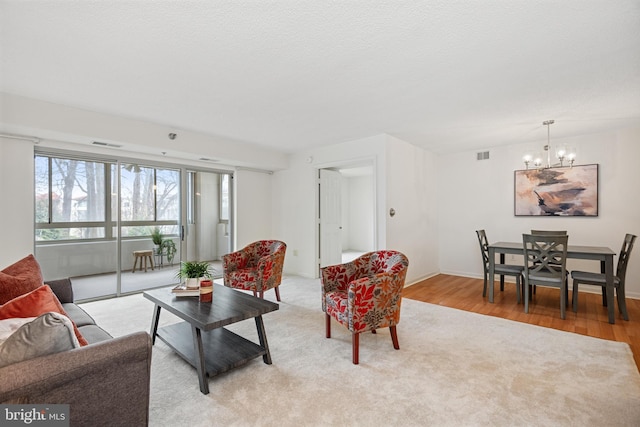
[390,325,400,350]
[252,290,258,298]
[325,314,331,338]
[572,281,579,313]
[560,285,566,320]
[371,329,376,334]
[515,275,522,304]
[617,288,629,321]
[352,332,359,364]
[274,285,281,302]
[259,290,264,299]
[482,273,488,297]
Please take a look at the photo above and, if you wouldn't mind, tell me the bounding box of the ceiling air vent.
[199,158,219,162]
[476,151,490,160]
[92,141,122,148]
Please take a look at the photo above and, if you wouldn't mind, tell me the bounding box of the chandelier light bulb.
[533,156,543,167]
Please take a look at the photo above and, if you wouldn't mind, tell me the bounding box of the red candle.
[199,279,213,302]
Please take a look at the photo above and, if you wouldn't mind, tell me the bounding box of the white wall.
[271,158,318,277]
[234,169,275,250]
[385,135,439,283]
[438,126,640,298]
[0,138,34,266]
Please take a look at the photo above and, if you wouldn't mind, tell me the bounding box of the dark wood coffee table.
[143,284,279,394]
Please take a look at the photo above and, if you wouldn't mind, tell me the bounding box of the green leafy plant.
[177,260,211,279]
[151,227,163,248]
[161,239,177,263]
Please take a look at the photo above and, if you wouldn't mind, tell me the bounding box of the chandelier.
[523,120,576,169]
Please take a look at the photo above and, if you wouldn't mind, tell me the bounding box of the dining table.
[487,241,617,324]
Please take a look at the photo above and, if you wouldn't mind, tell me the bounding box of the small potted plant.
[151,227,164,255]
[177,260,212,289]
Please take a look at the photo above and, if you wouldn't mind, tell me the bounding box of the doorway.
[318,162,375,271]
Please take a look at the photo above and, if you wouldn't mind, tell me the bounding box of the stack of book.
[171,283,200,297]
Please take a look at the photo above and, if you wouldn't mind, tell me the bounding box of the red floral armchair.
[223,240,287,301]
[321,250,409,364]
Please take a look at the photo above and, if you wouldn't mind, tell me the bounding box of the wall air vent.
[476,151,490,160]
[92,141,122,148]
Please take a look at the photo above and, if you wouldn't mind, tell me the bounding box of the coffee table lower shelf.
[156,321,268,378]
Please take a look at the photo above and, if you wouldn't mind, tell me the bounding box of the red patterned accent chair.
[223,240,287,301]
[321,250,409,364]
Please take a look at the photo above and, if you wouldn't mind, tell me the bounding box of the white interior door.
[319,169,343,268]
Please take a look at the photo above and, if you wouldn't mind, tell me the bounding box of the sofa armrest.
[0,331,152,426]
[44,278,74,304]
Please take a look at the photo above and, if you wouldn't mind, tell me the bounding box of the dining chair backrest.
[475,230,490,270]
[522,233,568,280]
[617,234,637,280]
[531,230,567,235]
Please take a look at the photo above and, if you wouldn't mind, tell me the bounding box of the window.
[35,156,107,241]
[35,154,180,242]
[119,163,180,237]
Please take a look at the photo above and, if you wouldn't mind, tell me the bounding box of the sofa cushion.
[61,303,97,327]
[77,324,112,344]
[0,312,80,368]
[0,254,44,305]
[0,285,89,346]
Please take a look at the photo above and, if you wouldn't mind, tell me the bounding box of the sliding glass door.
[35,151,233,300]
[119,163,181,294]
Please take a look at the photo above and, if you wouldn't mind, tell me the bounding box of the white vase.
[185,278,200,289]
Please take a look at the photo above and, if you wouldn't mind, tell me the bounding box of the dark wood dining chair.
[528,230,569,296]
[476,230,525,303]
[522,233,569,319]
[571,233,636,321]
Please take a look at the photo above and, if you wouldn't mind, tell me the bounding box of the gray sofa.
[0,278,152,427]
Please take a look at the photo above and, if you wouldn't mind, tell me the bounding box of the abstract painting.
[514,164,598,216]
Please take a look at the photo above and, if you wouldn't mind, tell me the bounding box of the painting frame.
[514,164,599,217]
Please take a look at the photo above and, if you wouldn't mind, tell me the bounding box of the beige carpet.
[81,276,640,426]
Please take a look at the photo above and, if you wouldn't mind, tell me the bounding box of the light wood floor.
[403,274,640,371]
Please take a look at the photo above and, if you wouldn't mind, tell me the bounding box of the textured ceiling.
[1,1,639,155]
